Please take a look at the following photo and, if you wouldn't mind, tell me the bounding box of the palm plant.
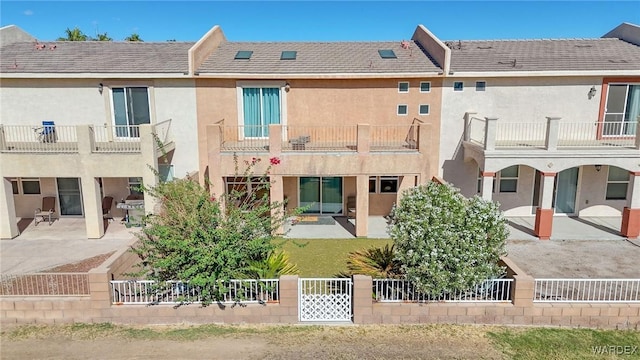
[337,244,403,278]
[247,250,299,279]
[57,27,88,41]
[94,32,112,41]
[124,33,143,42]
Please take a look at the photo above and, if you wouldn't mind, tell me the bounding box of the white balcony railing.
[92,125,142,152]
[282,125,357,151]
[373,278,513,303]
[0,125,79,152]
[464,114,639,151]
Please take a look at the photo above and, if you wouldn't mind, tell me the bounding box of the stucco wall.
[440,76,604,198]
[0,78,198,177]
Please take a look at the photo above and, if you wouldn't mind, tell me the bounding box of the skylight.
[281,51,297,60]
[378,49,397,59]
[234,51,253,60]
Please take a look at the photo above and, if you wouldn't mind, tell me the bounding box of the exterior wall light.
[588,86,597,99]
[98,83,104,94]
[595,165,602,172]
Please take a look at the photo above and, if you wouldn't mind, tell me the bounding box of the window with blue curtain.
[242,87,281,137]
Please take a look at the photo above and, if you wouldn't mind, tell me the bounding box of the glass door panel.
[300,177,320,214]
[554,168,579,214]
[321,177,343,214]
[57,178,83,216]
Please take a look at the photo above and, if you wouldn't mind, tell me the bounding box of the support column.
[0,177,19,239]
[621,171,640,239]
[535,172,556,240]
[545,117,560,151]
[81,176,104,239]
[140,125,159,215]
[270,175,284,235]
[357,124,370,154]
[356,175,369,237]
[484,117,498,151]
[480,171,495,201]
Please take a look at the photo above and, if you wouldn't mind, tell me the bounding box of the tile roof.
[448,38,640,72]
[197,41,442,74]
[0,41,195,74]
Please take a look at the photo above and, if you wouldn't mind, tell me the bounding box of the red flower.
[210,196,216,202]
[269,157,281,165]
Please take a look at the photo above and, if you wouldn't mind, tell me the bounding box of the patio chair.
[347,195,356,219]
[102,196,114,222]
[34,196,56,226]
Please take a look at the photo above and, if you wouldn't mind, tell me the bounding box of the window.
[398,82,409,93]
[378,49,397,59]
[280,51,297,60]
[240,86,282,138]
[112,87,150,137]
[226,177,270,207]
[476,168,496,193]
[420,81,431,93]
[128,177,143,196]
[606,166,629,200]
[499,166,519,193]
[11,179,19,195]
[369,176,399,193]
[234,51,253,60]
[419,104,430,115]
[453,82,464,91]
[397,104,408,116]
[475,81,486,91]
[21,178,41,194]
[603,83,639,136]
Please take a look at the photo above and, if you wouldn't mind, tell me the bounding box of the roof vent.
[234,51,253,60]
[477,46,493,49]
[378,49,397,59]
[574,44,593,48]
[280,51,297,60]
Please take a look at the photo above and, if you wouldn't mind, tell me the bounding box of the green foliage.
[94,32,112,41]
[130,158,288,304]
[336,244,403,278]
[247,250,299,278]
[125,33,143,42]
[57,27,88,41]
[389,181,508,297]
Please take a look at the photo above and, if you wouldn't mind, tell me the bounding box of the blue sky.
[1,1,639,42]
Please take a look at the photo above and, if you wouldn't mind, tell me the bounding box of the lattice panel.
[299,278,352,322]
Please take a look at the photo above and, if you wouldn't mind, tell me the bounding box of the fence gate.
[298,278,352,322]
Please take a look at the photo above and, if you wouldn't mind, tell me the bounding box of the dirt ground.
[0,324,506,360]
[505,239,640,278]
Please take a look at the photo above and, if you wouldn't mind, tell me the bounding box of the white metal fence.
[534,279,640,302]
[373,278,513,303]
[154,119,173,145]
[92,125,142,152]
[283,125,357,152]
[557,121,637,147]
[110,279,279,305]
[495,122,547,148]
[370,125,420,151]
[0,273,90,296]
[467,117,486,146]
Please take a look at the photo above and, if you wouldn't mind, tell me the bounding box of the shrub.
[388,181,508,296]
[336,244,403,278]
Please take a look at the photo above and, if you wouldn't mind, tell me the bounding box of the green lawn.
[488,327,640,360]
[275,238,392,277]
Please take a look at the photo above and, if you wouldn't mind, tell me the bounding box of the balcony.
[0,119,173,154]
[217,123,422,153]
[464,114,640,151]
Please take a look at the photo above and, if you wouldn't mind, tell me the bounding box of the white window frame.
[397,104,408,116]
[605,166,629,200]
[419,81,431,93]
[602,82,640,137]
[369,176,399,194]
[419,104,430,115]
[10,178,19,195]
[128,177,143,196]
[498,166,519,193]
[475,80,486,91]
[398,82,410,93]
[236,81,288,140]
[453,81,464,92]
[17,178,42,195]
[108,85,154,138]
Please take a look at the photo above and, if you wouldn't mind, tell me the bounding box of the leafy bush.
[130,157,289,304]
[247,250,299,278]
[388,181,508,296]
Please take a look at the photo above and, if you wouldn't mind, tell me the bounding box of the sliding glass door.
[299,177,343,214]
[56,178,83,216]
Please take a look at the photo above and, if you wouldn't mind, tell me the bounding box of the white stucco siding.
[577,165,627,216]
[150,79,198,177]
[440,76,604,195]
[0,79,106,125]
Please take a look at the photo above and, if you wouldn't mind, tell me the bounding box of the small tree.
[389,181,508,297]
[130,157,289,304]
[57,27,88,41]
[125,33,143,42]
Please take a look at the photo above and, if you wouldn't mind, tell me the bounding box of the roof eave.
[192,72,444,79]
[0,72,191,79]
[447,70,640,77]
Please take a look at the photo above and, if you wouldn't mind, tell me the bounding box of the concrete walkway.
[1,218,138,274]
[507,216,624,241]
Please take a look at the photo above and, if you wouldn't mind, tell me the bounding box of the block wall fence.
[1,249,639,329]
